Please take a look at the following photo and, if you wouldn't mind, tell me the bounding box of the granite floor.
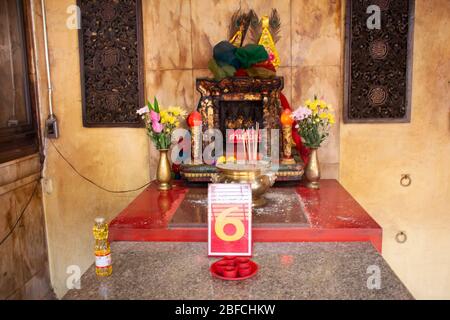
[64,242,413,300]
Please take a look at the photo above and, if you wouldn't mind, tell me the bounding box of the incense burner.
[212,161,276,208]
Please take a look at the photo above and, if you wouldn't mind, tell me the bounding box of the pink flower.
[292,106,312,121]
[136,106,150,115]
[152,121,164,133]
[150,110,160,122]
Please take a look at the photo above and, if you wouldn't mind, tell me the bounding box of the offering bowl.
[212,161,276,208]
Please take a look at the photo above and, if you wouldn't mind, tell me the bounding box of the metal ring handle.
[396,231,407,244]
[400,174,411,187]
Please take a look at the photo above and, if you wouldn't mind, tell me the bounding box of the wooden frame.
[0,0,40,164]
[343,0,415,123]
[78,0,145,128]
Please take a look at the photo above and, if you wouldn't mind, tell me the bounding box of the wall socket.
[46,115,59,139]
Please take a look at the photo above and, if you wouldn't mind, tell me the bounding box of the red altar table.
[109,180,382,253]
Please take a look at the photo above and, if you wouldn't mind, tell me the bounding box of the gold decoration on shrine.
[258,16,281,68]
[229,28,244,48]
[228,9,252,47]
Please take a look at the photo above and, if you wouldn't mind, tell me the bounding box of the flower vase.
[305,148,320,189]
[157,149,172,191]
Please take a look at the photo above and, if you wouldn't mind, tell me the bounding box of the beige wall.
[33,0,150,297]
[340,0,450,299]
[144,0,342,177]
[33,0,450,299]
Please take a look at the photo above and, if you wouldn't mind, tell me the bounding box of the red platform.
[109,180,382,253]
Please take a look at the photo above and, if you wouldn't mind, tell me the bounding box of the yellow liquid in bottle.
[93,218,112,277]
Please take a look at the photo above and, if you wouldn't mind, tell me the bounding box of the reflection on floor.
[109,180,382,252]
[170,187,309,228]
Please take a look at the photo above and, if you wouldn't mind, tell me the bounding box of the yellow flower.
[319,112,329,120]
[319,100,328,109]
[160,111,168,123]
[309,99,319,113]
[327,113,335,124]
[168,106,187,117]
[304,99,312,107]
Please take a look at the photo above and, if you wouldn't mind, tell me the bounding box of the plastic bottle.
[93,217,112,277]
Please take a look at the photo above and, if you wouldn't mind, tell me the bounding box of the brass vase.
[305,148,320,189]
[157,149,172,191]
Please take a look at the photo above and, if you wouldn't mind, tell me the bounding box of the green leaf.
[147,101,154,111]
[154,97,160,113]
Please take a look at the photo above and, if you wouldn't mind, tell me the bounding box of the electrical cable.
[49,140,151,194]
[0,181,39,247]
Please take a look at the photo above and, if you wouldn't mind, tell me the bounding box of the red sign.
[208,184,252,257]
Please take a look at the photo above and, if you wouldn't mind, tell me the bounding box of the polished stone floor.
[170,186,309,228]
[63,242,413,300]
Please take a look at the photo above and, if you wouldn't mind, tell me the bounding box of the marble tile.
[191,0,292,68]
[278,66,292,106]
[143,0,193,70]
[190,0,239,69]
[291,0,342,67]
[145,69,195,111]
[292,66,341,166]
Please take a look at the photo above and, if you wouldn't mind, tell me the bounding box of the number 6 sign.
[208,184,252,256]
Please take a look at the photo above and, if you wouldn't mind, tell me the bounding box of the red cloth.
[252,60,276,72]
[234,60,275,77]
[234,69,249,77]
[279,93,310,165]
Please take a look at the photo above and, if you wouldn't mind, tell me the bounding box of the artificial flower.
[139,98,186,150]
[136,106,150,116]
[152,121,164,134]
[150,110,160,123]
[292,106,312,121]
[293,96,335,149]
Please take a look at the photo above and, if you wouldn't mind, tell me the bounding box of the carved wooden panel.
[344,0,415,123]
[78,0,144,127]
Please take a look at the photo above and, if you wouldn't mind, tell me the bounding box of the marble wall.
[0,155,53,299]
[143,0,343,178]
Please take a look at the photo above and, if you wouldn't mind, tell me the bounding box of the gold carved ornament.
[258,16,281,68]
